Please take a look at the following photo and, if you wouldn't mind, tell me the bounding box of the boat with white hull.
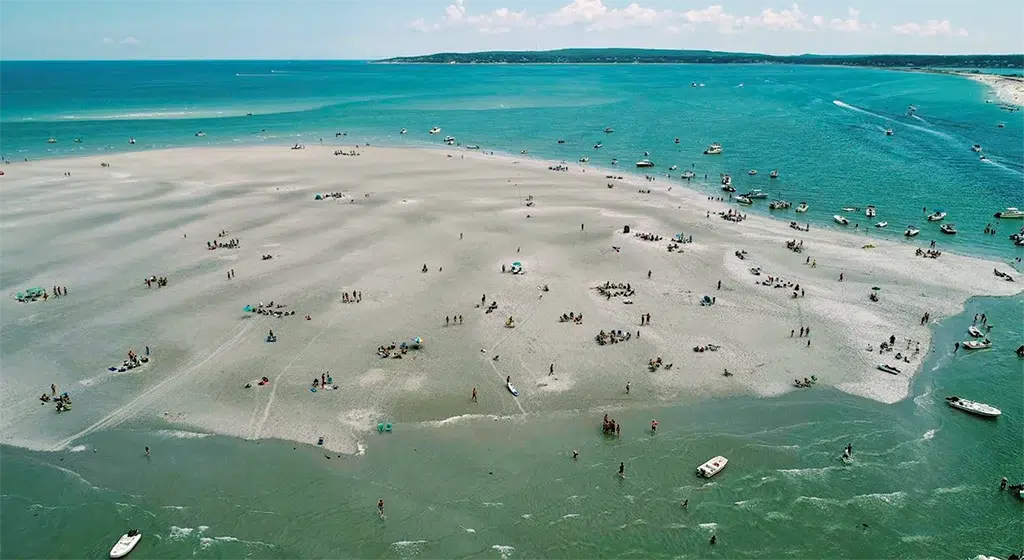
[962,339,991,350]
[904,226,920,237]
[927,211,947,222]
[696,455,728,478]
[967,325,984,338]
[834,215,849,225]
[875,221,888,228]
[945,396,1000,418]
[795,202,808,213]
[110,530,142,559]
[877,364,901,375]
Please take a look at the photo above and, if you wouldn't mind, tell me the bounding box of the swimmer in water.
[378,499,385,517]
[572,449,579,460]
[145,446,150,457]
[618,462,625,478]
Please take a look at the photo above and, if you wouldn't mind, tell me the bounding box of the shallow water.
[1,62,1023,558]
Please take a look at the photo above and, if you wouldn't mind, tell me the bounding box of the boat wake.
[832,100,953,140]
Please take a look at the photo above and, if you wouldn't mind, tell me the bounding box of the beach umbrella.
[244,305,254,312]
[413,336,423,345]
[512,261,522,268]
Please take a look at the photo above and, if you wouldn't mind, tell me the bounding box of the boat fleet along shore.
[0,143,1021,460]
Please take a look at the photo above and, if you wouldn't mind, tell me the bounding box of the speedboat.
[74,137,83,143]
[875,221,888,228]
[195,131,206,137]
[520,150,527,155]
[945,396,1000,418]
[768,200,791,210]
[769,169,779,178]
[578,157,589,163]
[594,142,602,149]
[635,160,654,168]
[46,137,57,144]
[681,170,695,179]
[865,205,876,218]
[604,127,614,133]
[704,143,723,155]
[696,456,728,478]
[668,165,678,171]
[967,325,984,338]
[610,158,617,165]
[834,215,850,225]
[400,128,407,134]
[721,184,735,193]
[429,127,441,134]
[465,145,480,150]
[507,381,519,397]
[748,169,757,176]
[110,530,142,559]
[841,206,859,212]
[994,207,1024,219]
[927,211,947,222]
[795,202,808,213]
[721,174,732,186]
[736,196,753,206]
[744,190,767,199]
[904,226,920,237]
[962,339,991,350]
[877,364,901,375]
[972,144,982,152]
[674,137,680,144]
[557,139,565,144]
[885,128,894,136]
[940,224,957,235]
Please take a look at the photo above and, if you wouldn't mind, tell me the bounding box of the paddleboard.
[507,382,519,397]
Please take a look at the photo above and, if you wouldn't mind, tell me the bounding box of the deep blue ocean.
[1,61,1022,559]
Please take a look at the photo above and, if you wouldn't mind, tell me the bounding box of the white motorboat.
[610,158,618,165]
[967,325,984,338]
[429,127,441,134]
[594,142,602,149]
[507,381,519,397]
[940,224,957,235]
[681,170,695,179]
[926,211,947,222]
[704,143,723,155]
[557,139,565,144]
[722,184,736,193]
[865,205,876,218]
[668,165,678,171]
[443,135,455,143]
[834,215,850,225]
[400,128,407,134]
[841,206,859,212]
[110,530,142,559]
[635,160,655,168]
[885,128,894,136]
[769,169,779,178]
[748,169,757,176]
[736,196,753,206]
[46,137,57,144]
[520,150,528,155]
[962,339,991,350]
[945,396,1001,418]
[578,157,589,163]
[972,144,982,152]
[721,174,732,186]
[744,189,767,199]
[875,221,888,228]
[604,127,614,133]
[795,202,808,213]
[904,226,920,237]
[195,131,206,137]
[768,200,791,210]
[696,455,728,478]
[129,138,136,144]
[877,364,901,375]
[994,207,1024,219]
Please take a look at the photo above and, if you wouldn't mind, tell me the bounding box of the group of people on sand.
[548,164,569,172]
[633,231,662,242]
[719,209,747,223]
[40,383,72,412]
[445,315,464,326]
[594,281,634,299]
[915,247,942,259]
[342,291,362,303]
[872,334,920,363]
[793,376,818,388]
[333,149,359,156]
[647,357,673,371]
[693,343,720,353]
[245,376,271,388]
[785,239,804,253]
[559,311,583,324]
[207,238,240,250]
[312,372,336,390]
[602,414,622,436]
[251,301,297,318]
[144,275,168,288]
[595,329,632,345]
[377,342,408,359]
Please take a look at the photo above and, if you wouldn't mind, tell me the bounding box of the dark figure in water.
[618,462,625,478]
[710,535,717,545]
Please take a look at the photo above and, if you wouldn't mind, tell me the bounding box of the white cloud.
[827,7,861,33]
[892,19,967,37]
[120,37,140,45]
[102,37,114,44]
[410,0,533,33]
[542,0,667,32]
[811,15,824,26]
[756,4,809,31]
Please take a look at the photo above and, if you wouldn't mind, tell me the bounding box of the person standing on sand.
[839,273,844,282]
[581,223,584,231]
[549,363,554,375]
[472,388,477,402]
[647,270,652,279]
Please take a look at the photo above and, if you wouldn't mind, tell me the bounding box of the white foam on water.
[777,465,842,478]
[765,511,790,521]
[922,428,937,440]
[699,522,718,530]
[168,526,194,541]
[162,505,185,510]
[851,491,906,506]
[389,540,428,559]
[68,444,88,452]
[355,442,366,456]
[520,514,531,519]
[492,545,516,559]
[155,429,211,439]
[934,485,971,495]
[482,502,504,508]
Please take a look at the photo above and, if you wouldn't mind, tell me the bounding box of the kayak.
[110,530,142,559]
[507,381,519,397]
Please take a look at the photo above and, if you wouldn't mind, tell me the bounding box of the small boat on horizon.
[400,128,407,134]
[945,396,1000,418]
[465,145,480,150]
[46,137,57,144]
[885,128,894,136]
[129,138,136,144]
[704,143,722,155]
[736,196,753,206]
[834,215,849,225]
[748,169,757,176]
[972,144,982,152]
[195,131,206,137]
[696,456,728,478]
[74,137,82,143]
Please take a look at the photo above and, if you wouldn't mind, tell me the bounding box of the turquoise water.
[1,62,1023,559]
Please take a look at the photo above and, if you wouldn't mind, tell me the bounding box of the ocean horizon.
[1,60,1022,559]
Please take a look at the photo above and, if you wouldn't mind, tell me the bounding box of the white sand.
[1,146,1019,454]
[966,73,1024,107]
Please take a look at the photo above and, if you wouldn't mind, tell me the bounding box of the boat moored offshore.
[834,215,850,225]
[927,211,947,222]
[945,396,1001,418]
[429,127,442,134]
[994,207,1024,219]
[795,202,808,213]
[904,226,920,237]
[865,205,876,218]
[704,143,723,155]
[635,160,655,168]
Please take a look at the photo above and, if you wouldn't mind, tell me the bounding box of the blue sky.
[1,0,1021,60]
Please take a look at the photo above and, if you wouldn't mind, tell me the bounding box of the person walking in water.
[650,419,658,433]
[618,462,625,478]
[145,446,150,457]
[572,449,579,460]
[377,499,385,518]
